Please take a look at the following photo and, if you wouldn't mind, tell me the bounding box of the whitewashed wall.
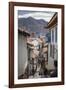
[18,33,28,76]
[46,44,55,70]
[47,25,57,70]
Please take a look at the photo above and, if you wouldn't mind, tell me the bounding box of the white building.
[18,28,30,78]
[45,13,58,70]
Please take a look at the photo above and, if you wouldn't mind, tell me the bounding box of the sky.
[18,10,55,22]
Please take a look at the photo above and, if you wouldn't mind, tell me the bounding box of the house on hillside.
[27,38,39,76]
[27,41,34,76]
[45,12,58,71]
[18,28,30,78]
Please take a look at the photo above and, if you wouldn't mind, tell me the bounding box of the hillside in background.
[18,17,49,37]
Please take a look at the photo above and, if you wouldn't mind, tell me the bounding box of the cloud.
[18,12,55,22]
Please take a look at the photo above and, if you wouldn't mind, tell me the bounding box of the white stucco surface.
[18,34,28,76]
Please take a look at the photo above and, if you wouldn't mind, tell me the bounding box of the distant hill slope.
[18,17,49,37]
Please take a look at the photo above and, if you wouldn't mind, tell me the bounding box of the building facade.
[45,13,58,70]
[18,28,30,78]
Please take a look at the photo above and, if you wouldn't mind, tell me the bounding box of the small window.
[52,29,54,43]
[55,26,57,43]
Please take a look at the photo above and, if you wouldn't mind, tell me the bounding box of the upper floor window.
[55,26,57,43]
[52,29,54,43]
[46,31,51,43]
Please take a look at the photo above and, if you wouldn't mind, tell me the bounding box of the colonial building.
[45,12,58,70]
